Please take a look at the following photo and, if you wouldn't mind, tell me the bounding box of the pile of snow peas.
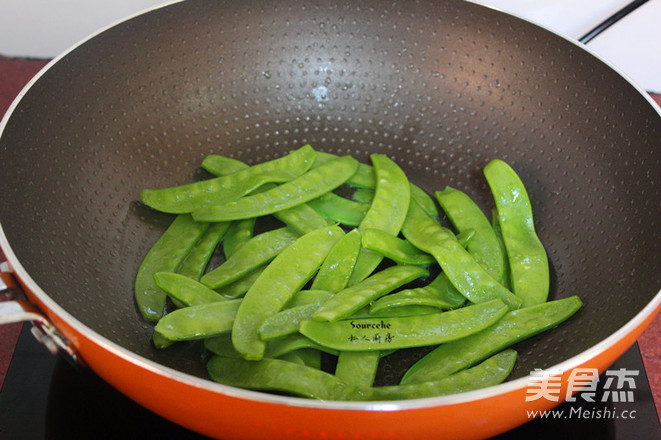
[135,144,582,400]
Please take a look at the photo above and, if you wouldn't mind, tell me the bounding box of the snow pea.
[141,145,316,213]
[259,303,324,341]
[400,296,583,384]
[286,289,336,308]
[158,287,333,347]
[152,332,174,349]
[176,221,230,281]
[279,348,322,369]
[265,333,340,358]
[310,228,362,292]
[401,199,523,310]
[361,228,435,266]
[351,304,441,318]
[205,333,339,359]
[307,192,369,226]
[200,154,250,176]
[153,272,228,306]
[314,152,438,218]
[157,221,229,309]
[484,159,549,307]
[200,227,299,289]
[349,154,411,284]
[232,225,345,360]
[435,186,508,286]
[312,265,429,322]
[135,214,210,321]
[300,299,508,351]
[491,208,512,290]
[191,156,358,222]
[200,153,331,235]
[207,356,367,400]
[154,299,242,341]
[362,226,473,267]
[222,218,256,259]
[335,351,381,387]
[314,151,375,188]
[455,228,477,249]
[352,188,374,203]
[367,350,517,400]
[214,267,265,299]
[156,289,334,347]
[369,272,466,314]
[258,291,333,340]
[272,202,332,235]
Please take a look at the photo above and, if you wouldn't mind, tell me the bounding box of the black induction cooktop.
[0,324,659,439]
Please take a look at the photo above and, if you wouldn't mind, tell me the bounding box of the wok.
[1,0,660,438]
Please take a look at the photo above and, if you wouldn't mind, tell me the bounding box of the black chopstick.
[579,0,651,44]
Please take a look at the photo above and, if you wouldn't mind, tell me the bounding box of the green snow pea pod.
[362,227,473,268]
[308,192,369,226]
[200,155,250,176]
[409,184,439,219]
[135,214,210,321]
[361,228,435,266]
[235,181,331,235]
[301,299,508,351]
[286,290,335,308]
[265,333,340,358]
[214,266,265,299]
[314,152,438,218]
[400,296,583,384]
[232,225,345,360]
[335,351,381,387]
[312,265,429,322]
[367,350,517,400]
[279,348,322,369]
[222,218,256,259]
[314,151,375,188]
[258,290,333,340]
[435,186,508,286]
[152,332,174,349]
[352,304,440,318]
[401,200,522,310]
[349,154,411,284]
[177,221,231,281]
[206,356,366,400]
[162,221,229,309]
[200,154,331,235]
[484,159,549,307]
[491,208,512,290]
[352,188,374,203]
[369,272,466,314]
[200,227,300,289]
[192,156,359,222]
[141,145,316,214]
[272,202,332,235]
[153,272,228,306]
[456,228,477,248]
[205,333,339,359]
[153,299,242,341]
[311,228,362,292]
[259,303,325,341]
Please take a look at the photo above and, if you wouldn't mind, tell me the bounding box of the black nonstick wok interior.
[0,0,660,384]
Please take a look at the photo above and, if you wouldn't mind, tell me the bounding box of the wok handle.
[0,268,84,365]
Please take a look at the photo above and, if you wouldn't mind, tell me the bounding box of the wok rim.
[1,225,660,411]
[0,0,660,413]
